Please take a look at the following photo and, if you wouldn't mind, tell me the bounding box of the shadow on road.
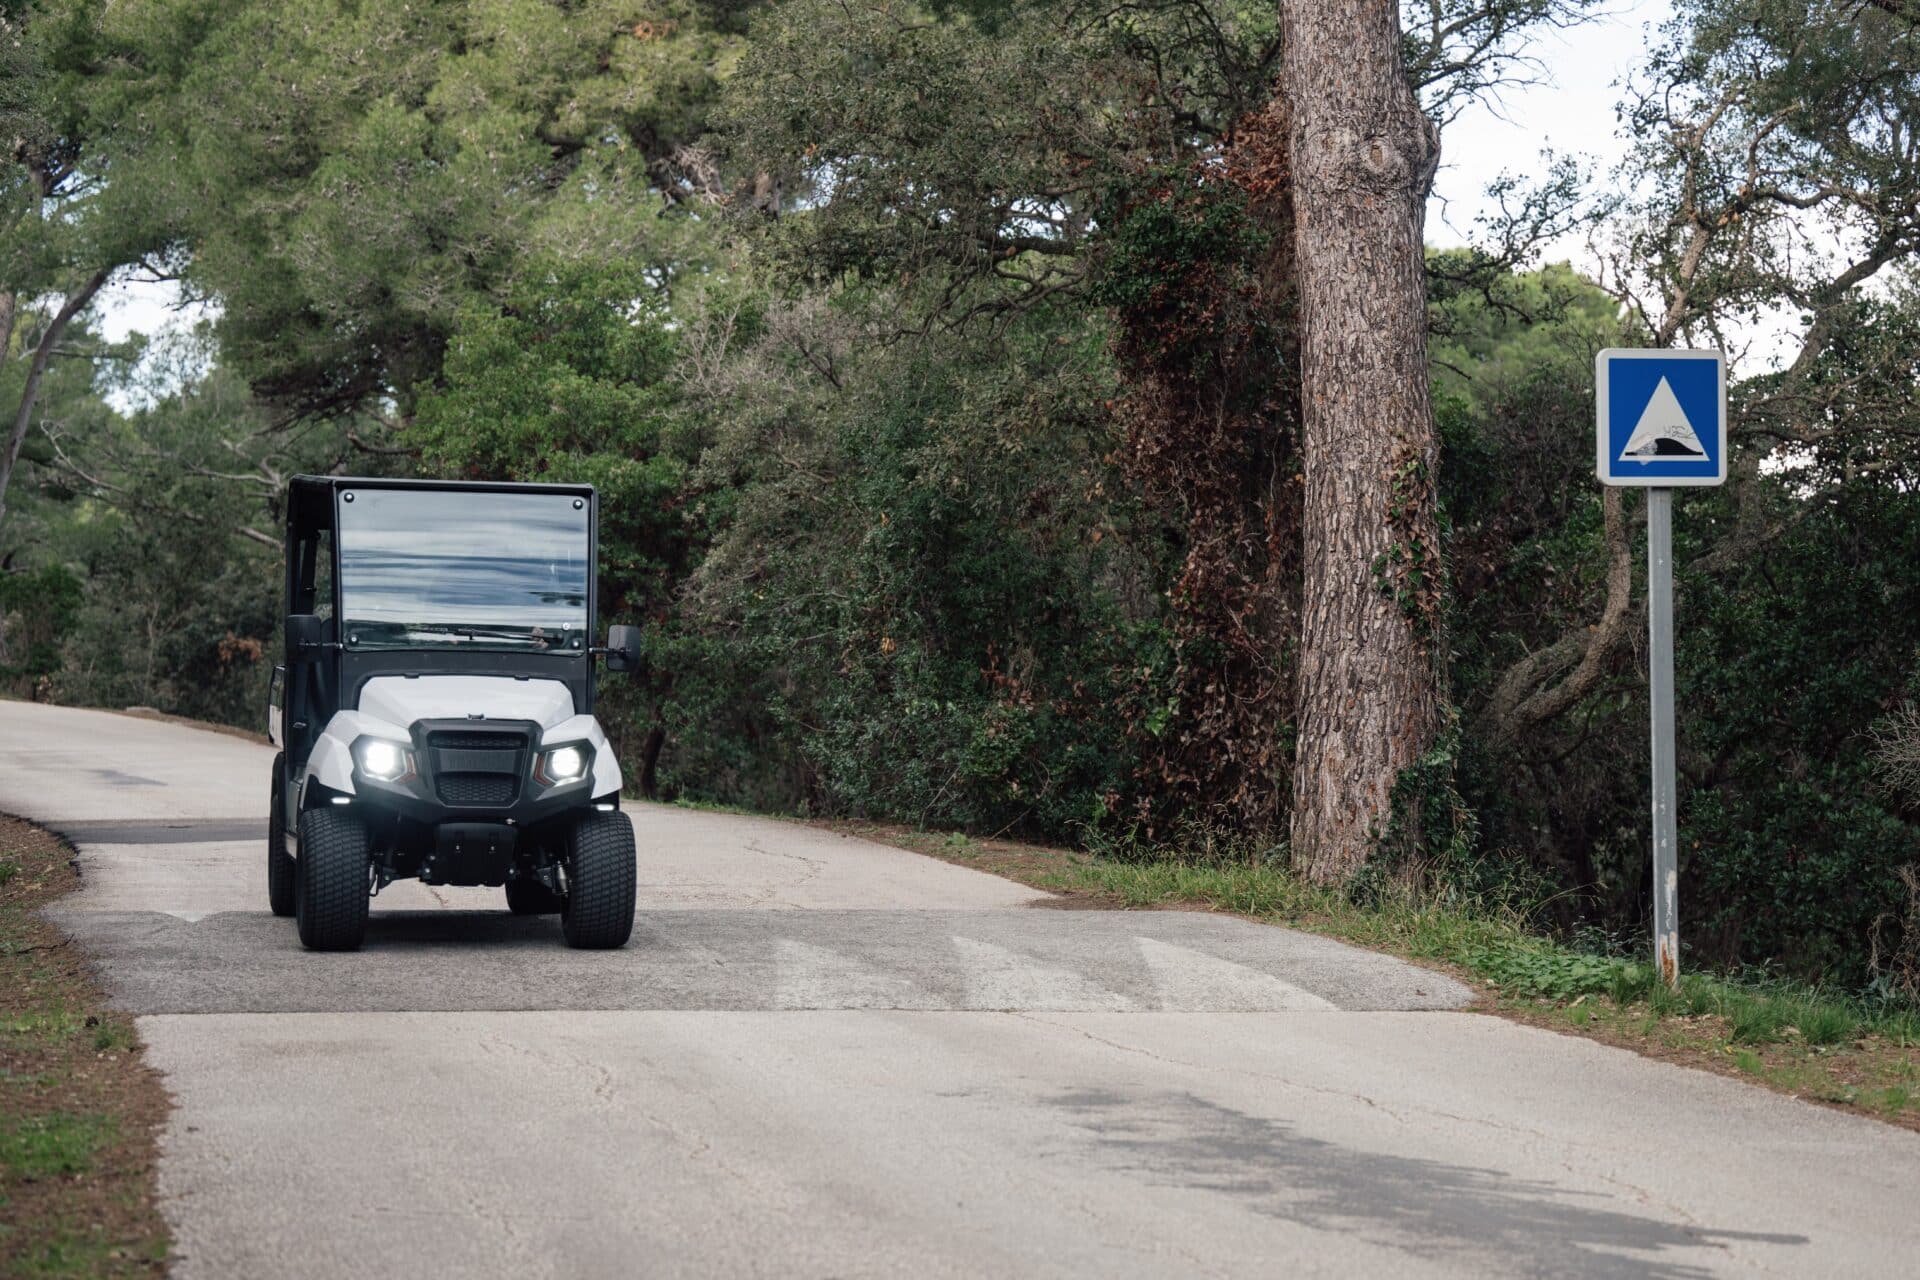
[1048,1087,1807,1277]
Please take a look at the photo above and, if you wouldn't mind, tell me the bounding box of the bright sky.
[97,1,1678,351]
[1429,0,1674,256]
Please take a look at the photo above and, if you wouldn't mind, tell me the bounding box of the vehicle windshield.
[337,488,590,653]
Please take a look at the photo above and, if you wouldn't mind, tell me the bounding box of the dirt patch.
[819,820,1111,898]
[0,813,170,1277]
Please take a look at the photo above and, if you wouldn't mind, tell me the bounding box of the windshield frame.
[329,479,598,659]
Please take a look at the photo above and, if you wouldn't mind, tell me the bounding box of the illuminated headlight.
[537,744,590,785]
[354,736,414,783]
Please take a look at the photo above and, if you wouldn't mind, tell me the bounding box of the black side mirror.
[604,624,641,674]
[287,614,327,660]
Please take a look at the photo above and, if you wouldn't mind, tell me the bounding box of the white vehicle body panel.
[357,676,578,730]
[296,675,622,808]
[301,710,409,801]
[541,713,621,797]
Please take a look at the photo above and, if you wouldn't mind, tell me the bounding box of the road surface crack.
[741,836,826,907]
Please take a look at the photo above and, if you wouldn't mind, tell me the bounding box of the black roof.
[287,475,596,534]
[288,474,595,497]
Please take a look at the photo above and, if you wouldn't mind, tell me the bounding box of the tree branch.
[346,430,419,457]
[0,269,110,529]
[1480,486,1634,744]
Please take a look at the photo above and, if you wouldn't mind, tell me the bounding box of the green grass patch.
[7,1223,164,1280]
[1727,994,1791,1044]
[91,1022,134,1053]
[1794,1001,1859,1047]
[0,1113,118,1181]
[1463,940,1624,1000]
[1,1009,88,1048]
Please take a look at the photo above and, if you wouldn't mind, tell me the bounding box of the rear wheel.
[561,811,635,949]
[267,755,295,917]
[295,806,370,951]
[505,878,563,916]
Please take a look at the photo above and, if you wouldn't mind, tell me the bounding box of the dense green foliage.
[6,0,1920,991]
[669,302,1152,830]
[1682,487,1920,981]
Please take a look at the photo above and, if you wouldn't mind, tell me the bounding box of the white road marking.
[951,935,1136,1011]
[772,937,928,1009]
[1135,936,1337,1011]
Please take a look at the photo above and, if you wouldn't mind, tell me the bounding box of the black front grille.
[431,732,524,752]
[437,774,518,805]
[425,726,530,808]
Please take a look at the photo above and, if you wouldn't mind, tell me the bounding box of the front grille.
[437,774,518,805]
[431,732,524,752]
[425,726,529,808]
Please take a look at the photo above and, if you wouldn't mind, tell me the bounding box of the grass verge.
[825,818,1920,1132]
[0,814,168,1278]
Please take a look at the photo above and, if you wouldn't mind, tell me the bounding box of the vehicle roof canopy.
[286,475,597,537]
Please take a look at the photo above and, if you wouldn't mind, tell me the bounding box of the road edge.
[810,814,1920,1136]
[0,810,172,1277]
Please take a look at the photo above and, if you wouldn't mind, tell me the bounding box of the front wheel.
[295,806,370,951]
[561,811,635,949]
[267,755,295,917]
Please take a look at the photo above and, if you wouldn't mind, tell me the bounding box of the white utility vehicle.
[267,476,639,951]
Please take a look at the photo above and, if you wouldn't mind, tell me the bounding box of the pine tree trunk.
[1281,0,1444,882]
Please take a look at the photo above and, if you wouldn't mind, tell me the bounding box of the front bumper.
[348,718,603,828]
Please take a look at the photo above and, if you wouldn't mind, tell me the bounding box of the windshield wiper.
[359,623,565,649]
[440,626,561,648]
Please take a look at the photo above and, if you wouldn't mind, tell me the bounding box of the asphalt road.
[5,699,1920,1277]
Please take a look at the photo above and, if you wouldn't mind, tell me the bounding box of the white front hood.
[356,676,578,731]
[305,675,623,800]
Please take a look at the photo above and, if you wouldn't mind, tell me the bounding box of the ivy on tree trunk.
[1281,0,1445,883]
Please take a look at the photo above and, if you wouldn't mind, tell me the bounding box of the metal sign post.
[1645,488,1678,985]
[1596,348,1726,989]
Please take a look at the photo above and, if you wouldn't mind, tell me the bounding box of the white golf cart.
[266,476,639,951]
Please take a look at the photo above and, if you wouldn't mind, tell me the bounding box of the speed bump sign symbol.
[1595,348,1727,487]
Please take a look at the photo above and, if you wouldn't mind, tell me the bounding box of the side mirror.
[603,624,641,674]
[286,614,327,660]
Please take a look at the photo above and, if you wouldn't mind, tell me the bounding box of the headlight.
[536,744,590,785]
[354,736,414,783]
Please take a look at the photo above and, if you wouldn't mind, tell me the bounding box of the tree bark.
[0,269,107,530]
[1281,0,1444,882]
[637,724,666,801]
